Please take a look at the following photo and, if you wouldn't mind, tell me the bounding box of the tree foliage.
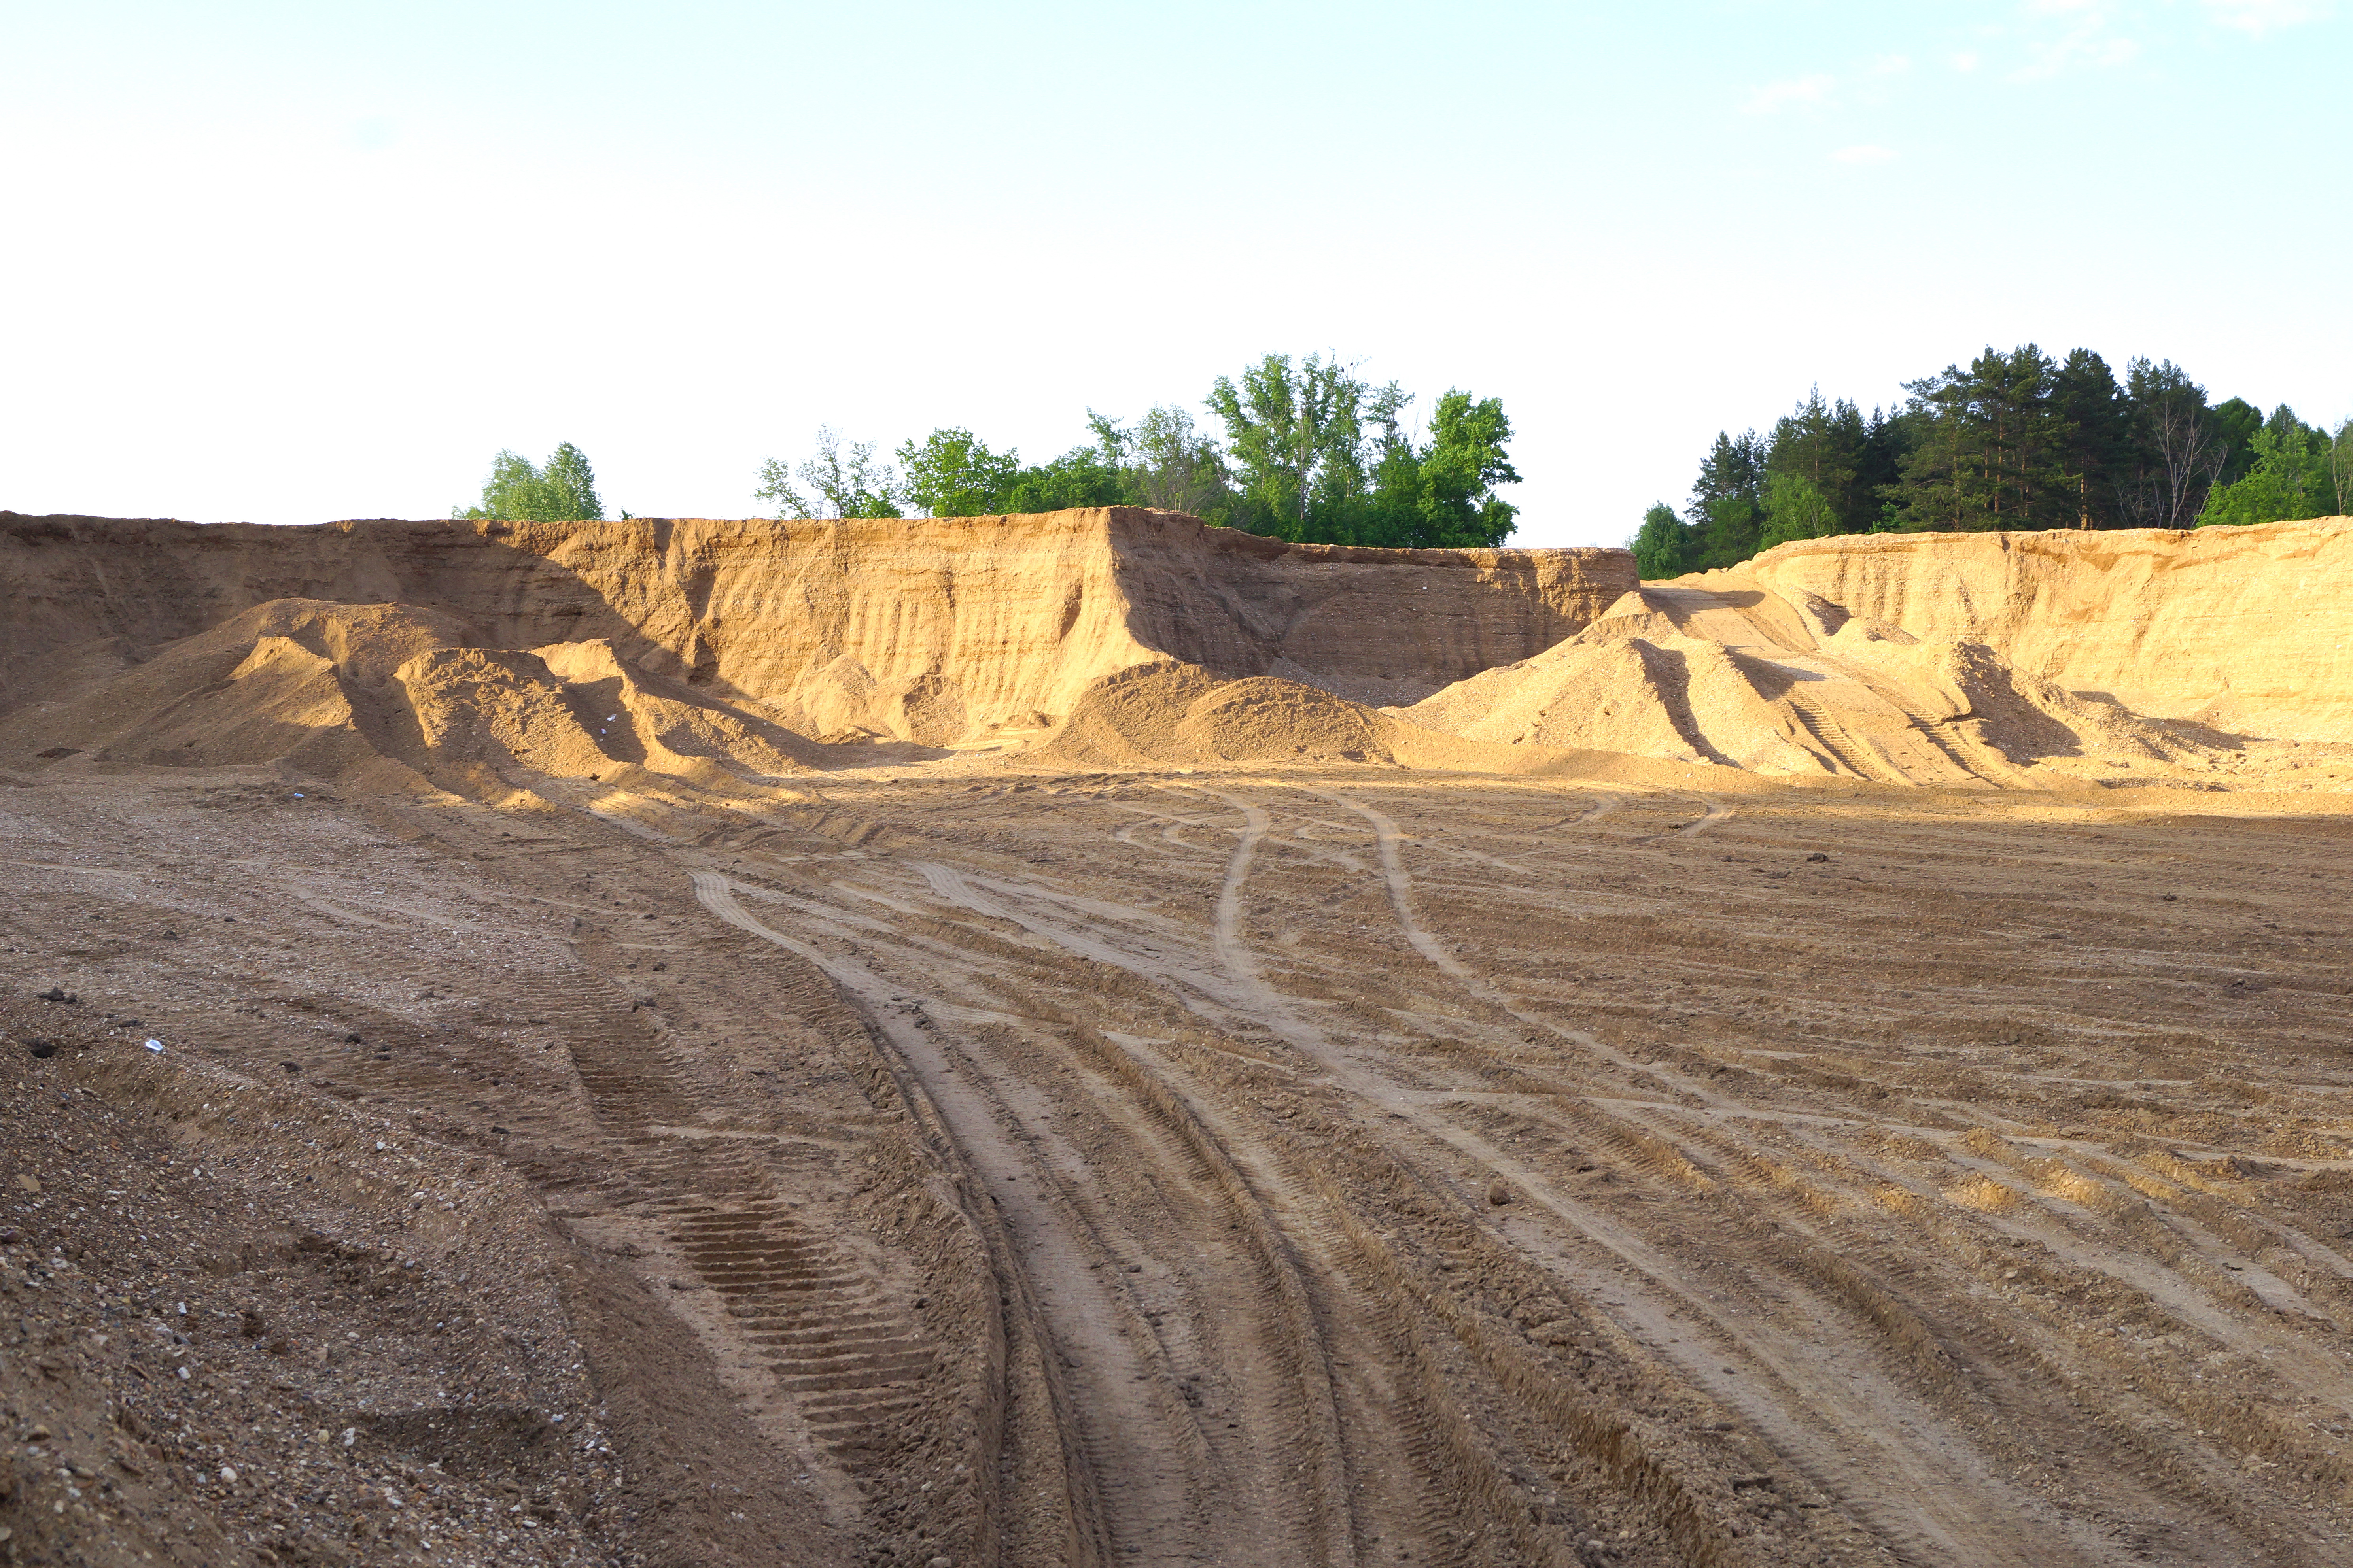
[455,443,605,521]
[1207,353,1382,539]
[783,352,1520,548]
[1628,342,2333,578]
[897,427,1019,518]
[757,428,906,519]
[1632,502,1690,580]
[2198,406,2338,527]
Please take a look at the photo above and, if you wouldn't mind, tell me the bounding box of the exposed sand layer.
[6,512,2353,1568]
[0,508,1631,766]
[1405,517,2353,791]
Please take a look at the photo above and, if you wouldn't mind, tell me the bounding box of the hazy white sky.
[3,0,2344,546]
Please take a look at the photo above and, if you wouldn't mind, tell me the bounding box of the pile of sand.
[5,508,2351,793]
[0,596,825,799]
[1036,663,1400,767]
[1397,518,2353,789]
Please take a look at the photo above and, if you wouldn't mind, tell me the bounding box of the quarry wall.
[1741,518,2353,741]
[0,508,1635,744]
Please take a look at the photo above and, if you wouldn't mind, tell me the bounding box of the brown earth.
[5,510,2353,1568]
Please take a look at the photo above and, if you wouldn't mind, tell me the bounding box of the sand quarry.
[3,505,2353,1568]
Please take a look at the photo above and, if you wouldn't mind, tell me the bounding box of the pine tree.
[1891,346,2073,531]
[1765,389,1870,532]
[2049,349,2131,529]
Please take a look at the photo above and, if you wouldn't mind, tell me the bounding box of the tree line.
[1632,346,2353,580]
[453,353,1523,550]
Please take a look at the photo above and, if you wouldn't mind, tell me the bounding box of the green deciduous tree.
[1691,494,1764,568]
[455,442,605,521]
[994,413,1134,514]
[1206,352,1380,541]
[2197,406,2336,527]
[897,427,1023,518]
[890,408,1236,520]
[756,428,906,518]
[2334,418,2353,516]
[1359,389,1521,549]
[1126,404,1235,518]
[1631,502,1694,580]
[1202,354,1519,547]
[1756,472,1839,549]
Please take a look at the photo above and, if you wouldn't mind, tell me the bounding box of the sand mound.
[1400,519,2353,789]
[1037,663,1400,767]
[1742,517,2353,742]
[0,596,824,796]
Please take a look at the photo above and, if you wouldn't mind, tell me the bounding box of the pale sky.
[3,1,2344,547]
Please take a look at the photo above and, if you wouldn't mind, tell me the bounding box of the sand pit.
[6,508,2353,1568]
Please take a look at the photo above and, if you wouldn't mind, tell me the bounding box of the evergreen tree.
[2048,349,2131,529]
[1857,406,1914,528]
[1765,389,1870,532]
[1891,345,2074,531]
[1682,429,1767,567]
[2207,397,2265,489]
[1690,430,1766,518]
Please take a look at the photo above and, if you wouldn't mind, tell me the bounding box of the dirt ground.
[6,752,2353,1568]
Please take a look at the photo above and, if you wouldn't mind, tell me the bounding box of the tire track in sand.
[904,859,1360,1568]
[695,869,1242,1568]
[1301,787,2172,1568]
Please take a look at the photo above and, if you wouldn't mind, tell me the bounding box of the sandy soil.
[9,510,2353,1566]
[8,750,2353,1568]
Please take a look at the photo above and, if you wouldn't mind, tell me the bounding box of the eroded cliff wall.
[1742,518,2353,741]
[0,508,1635,746]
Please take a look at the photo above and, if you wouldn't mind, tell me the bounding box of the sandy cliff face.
[1742,518,2353,741]
[1400,517,2353,789]
[9,505,2347,793]
[0,508,1633,784]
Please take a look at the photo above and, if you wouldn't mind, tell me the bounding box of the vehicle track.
[1290,786,2307,1566]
